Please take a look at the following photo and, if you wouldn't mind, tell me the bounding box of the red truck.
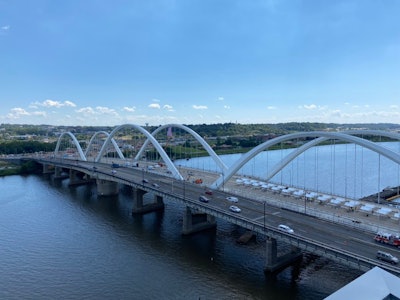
[374,232,400,248]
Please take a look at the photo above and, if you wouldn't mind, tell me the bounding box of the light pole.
[263,201,266,231]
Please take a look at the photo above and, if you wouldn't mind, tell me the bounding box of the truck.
[374,232,400,248]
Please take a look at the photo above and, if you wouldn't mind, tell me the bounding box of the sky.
[1,0,400,127]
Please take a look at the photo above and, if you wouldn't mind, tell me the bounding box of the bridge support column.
[54,166,60,177]
[131,188,164,214]
[182,206,217,235]
[42,164,53,174]
[68,169,91,186]
[96,179,119,196]
[264,238,303,274]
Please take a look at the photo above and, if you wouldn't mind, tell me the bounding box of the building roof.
[325,267,400,300]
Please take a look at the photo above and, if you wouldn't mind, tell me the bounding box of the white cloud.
[303,104,317,110]
[64,100,76,107]
[163,104,174,111]
[76,107,95,114]
[149,103,161,109]
[267,106,276,110]
[7,108,30,119]
[95,106,118,116]
[31,111,47,117]
[34,99,77,108]
[193,105,208,110]
[1,25,10,30]
[223,105,230,109]
[218,97,224,101]
[123,106,136,112]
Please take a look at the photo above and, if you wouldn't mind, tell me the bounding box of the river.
[0,173,362,299]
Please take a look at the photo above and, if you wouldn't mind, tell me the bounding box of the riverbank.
[0,160,42,177]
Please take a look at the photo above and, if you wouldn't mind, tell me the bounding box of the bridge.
[16,124,400,276]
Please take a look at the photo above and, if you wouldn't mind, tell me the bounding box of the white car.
[226,196,239,203]
[229,205,241,213]
[278,224,294,234]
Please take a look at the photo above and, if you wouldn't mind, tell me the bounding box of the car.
[142,179,149,183]
[111,169,117,174]
[226,196,238,203]
[199,195,209,203]
[205,189,213,195]
[152,183,160,188]
[229,205,241,213]
[278,224,294,234]
[377,250,399,264]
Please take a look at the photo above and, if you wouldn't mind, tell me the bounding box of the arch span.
[263,130,400,184]
[54,132,87,161]
[85,131,124,159]
[96,124,183,180]
[211,131,400,189]
[135,124,228,173]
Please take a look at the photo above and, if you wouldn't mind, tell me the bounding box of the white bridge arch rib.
[85,131,124,159]
[54,132,87,161]
[135,124,228,173]
[261,130,400,184]
[96,124,183,180]
[210,131,400,189]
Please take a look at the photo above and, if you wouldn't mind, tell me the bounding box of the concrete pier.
[96,179,119,196]
[131,188,164,214]
[182,206,217,235]
[264,238,303,274]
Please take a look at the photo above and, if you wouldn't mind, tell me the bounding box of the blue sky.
[1,0,399,126]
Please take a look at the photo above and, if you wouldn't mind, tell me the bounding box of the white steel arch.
[96,124,183,180]
[85,131,124,159]
[135,124,228,173]
[54,132,87,161]
[211,131,400,189]
[262,130,400,184]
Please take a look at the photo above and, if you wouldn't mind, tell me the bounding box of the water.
[0,174,361,299]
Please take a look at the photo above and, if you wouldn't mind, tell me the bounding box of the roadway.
[39,157,400,274]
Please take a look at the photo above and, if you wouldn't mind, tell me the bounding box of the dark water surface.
[0,175,361,299]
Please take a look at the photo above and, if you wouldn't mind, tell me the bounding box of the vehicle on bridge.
[199,196,209,203]
[376,250,399,264]
[229,205,241,213]
[226,196,238,203]
[278,224,294,234]
[205,189,213,195]
[374,232,400,248]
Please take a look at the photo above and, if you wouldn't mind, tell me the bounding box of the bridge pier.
[131,188,164,214]
[264,238,303,274]
[96,179,119,196]
[182,206,217,235]
[42,163,54,174]
[68,169,91,186]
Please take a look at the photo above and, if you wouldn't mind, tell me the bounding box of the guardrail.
[36,157,400,275]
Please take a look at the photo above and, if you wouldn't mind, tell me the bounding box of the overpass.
[19,124,400,275]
